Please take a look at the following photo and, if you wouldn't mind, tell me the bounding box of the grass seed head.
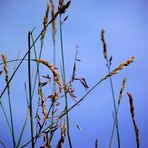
[50,0,56,44]
[103,56,135,80]
[101,29,107,60]
[35,59,62,92]
[118,77,127,104]
[41,2,50,41]
[127,92,140,147]
[1,54,9,89]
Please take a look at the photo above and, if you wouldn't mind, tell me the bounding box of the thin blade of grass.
[28,31,34,147]
[16,109,29,148]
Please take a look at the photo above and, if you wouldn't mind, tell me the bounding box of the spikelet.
[35,59,62,92]
[38,86,47,122]
[1,54,9,90]
[118,77,127,104]
[127,92,140,148]
[59,0,64,6]
[101,29,107,60]
[41,2,50,41]
[48,91,59,101]
[102,56,135,80]
[57,121,66,148]
[50,0,56,44]
[58,0,71,14]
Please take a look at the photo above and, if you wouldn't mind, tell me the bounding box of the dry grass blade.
[127,92,140,148]
[41,2,50,41]
[35,59,62,92]
[102,56,135,80]
[118,77,127,104]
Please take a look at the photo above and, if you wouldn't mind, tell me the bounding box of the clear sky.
[0,0,148,147]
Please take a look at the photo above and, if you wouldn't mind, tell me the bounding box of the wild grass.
[0,0,140,148]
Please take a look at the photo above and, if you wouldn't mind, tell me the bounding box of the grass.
[0,0,140,148]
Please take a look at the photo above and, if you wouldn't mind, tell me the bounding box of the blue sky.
[0,0,148,147]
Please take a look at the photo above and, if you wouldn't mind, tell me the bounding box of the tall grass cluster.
[0,0,140,148]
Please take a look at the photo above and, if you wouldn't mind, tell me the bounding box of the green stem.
[59,14,72,148]
[0,140,6,148]
[0,59,34,66]
[0,102,11,132]
[7,88,16,147]
[28,32,34,148]
[48,38,57,147]
[16,109,29,148]
[106,61,120,148]
[109,104,120,148]
[30,33,43,99]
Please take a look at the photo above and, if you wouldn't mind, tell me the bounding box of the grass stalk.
[28,31,34,147]
[16,109,29,148]
[0,59,34,66]
[109,104,120,148]
[101,30,120,147]
[48,36,57,147]
[0,140,6,148]
[7,87,16,147]
[1,54,16,147]
[59,14,72,148]
[49,0,57,143]
[0,102,11,132]
[106,62,121,148]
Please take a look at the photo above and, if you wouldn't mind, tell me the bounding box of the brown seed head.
[41,2,50,40]
[118,77,127,104]
[101,29,107,60]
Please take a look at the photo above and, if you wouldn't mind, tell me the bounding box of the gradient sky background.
[0,0,148,147]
